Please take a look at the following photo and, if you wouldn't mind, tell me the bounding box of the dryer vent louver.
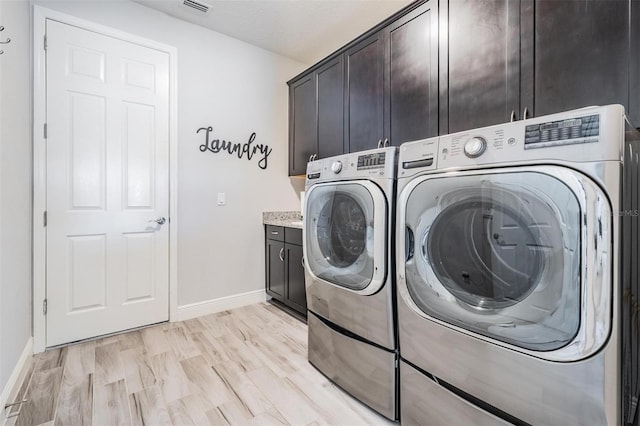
[183,0,211,13]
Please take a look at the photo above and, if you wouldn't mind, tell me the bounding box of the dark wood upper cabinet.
[288,56,345,175]
[345,34,385,153]
[288,76,316,176]
[344,0,438,152]
[317,57,345,159]
[289,0,637,172]
[443,0,520,134]
[386,1,439,144]
[442,0,631,134]
[288,0,437,165]
[528,0,630,118]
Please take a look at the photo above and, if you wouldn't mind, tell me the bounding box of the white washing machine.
[303,147,398,420]
[395,104,640,425]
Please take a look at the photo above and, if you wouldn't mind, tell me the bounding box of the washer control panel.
[463,137,487,158]
[397,105,623,178]
[524,114,600,149]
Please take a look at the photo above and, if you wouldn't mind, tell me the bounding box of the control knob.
[464,136,487,158]
[331,161,343,174]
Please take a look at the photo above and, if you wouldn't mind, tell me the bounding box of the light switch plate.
[217,192,226,206]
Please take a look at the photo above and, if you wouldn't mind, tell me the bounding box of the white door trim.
[32,6,179,353]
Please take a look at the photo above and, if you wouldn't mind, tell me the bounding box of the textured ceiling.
[132,0,412,64]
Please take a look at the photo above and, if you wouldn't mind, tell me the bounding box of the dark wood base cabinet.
[265,225,306,317]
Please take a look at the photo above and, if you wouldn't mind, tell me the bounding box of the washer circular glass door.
[402,170,583,352]
[427,196,546,310]
[305,181,387,294]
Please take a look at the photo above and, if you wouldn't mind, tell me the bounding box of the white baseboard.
[0,337,33,425]
[175,290,267,322]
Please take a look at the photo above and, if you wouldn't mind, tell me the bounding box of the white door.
[46,19,170,346]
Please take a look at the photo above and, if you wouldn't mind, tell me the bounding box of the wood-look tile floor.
[5,303,395,425]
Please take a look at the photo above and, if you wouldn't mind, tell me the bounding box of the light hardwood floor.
[5,303,395,425]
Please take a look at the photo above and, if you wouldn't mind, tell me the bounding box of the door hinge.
[43,211,47,227]
[44,35,47,51]
[43,299,47,315]
[44,123,47,139]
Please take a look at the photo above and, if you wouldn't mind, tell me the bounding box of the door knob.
[149,217,166,225]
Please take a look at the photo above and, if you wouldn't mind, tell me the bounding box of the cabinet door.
[526,0,629,118]
[289,75,316,176]
[345,33,385,153]
[386,0,439,144]
[317,57,345,158]
[443,0,521,134]
[266,239,285,300]
[286,244,307,314]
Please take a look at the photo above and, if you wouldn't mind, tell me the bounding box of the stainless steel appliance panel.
[307,312,396,419]
[400,360,510,426]
[397,297,619,425]
[395,105,628,425]
[306,273,395,349]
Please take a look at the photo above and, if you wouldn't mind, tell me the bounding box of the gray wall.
[0,0,33,394]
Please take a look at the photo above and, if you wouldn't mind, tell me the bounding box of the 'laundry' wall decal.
[197,126,272,170]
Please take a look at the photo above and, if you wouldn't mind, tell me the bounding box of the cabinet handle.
[271,231,279,235]
[308,154,313,162]
[279,247,285,262]
[510,110,516,122]
[523,107,529,120]
[377,139,383,149]
[383,138,389,147]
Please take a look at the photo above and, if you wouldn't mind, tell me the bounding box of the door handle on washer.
[149,217,166,225]
[405,226,415,261]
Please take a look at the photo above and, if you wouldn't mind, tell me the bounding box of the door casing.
[32,6,179,353]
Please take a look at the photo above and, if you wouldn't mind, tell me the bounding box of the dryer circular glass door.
[399,168,611,355]
[305,180,387,295]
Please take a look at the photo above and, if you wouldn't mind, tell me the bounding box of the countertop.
[262,211,303,229]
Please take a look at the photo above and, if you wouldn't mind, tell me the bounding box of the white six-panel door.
[46,19,170,346]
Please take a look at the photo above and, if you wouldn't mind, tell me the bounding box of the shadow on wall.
[290,177,305,196]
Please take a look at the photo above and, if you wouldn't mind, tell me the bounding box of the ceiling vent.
[183,0,211,14]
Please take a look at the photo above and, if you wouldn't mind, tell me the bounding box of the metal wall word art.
[197,126,272,170]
